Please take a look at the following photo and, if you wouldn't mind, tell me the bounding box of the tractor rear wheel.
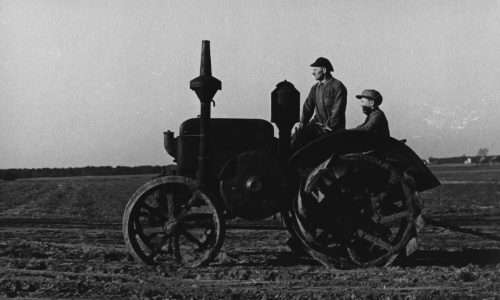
[291,153,418,268]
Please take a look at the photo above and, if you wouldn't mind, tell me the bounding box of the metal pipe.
[189,41,221,186]
[200,41,212,76]
[198,101,211,185]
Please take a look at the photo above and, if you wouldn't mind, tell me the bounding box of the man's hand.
[322,125,332,132]
[294,123,304,134]
[312,122,331,132]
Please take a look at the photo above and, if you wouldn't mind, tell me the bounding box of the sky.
[1,0,499,168]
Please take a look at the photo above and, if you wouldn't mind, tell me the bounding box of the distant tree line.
[427,155,500,165]
[0,165,163,181]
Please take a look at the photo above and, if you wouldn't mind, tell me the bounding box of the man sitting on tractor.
[291,57,347,151]
[353,89,390,137]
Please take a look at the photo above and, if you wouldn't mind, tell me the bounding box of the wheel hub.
[245,176,262,192]
[163,220,179,235]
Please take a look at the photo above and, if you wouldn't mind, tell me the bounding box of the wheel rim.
[123,176,225,267]
[294,154,416,268]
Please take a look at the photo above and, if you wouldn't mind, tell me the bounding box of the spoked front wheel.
[122,176,225,267]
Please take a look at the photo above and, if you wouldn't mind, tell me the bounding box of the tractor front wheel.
[122,176,225,267]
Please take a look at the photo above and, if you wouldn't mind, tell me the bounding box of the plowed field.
[1,166,499,299]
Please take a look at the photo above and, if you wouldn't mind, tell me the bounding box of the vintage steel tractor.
[122,41,441,269]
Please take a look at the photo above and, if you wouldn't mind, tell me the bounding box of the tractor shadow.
[401,248,500,267]
[270,248,500,267]
[222,248,500,268]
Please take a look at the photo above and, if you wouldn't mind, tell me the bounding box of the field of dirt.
[1,165,499,299]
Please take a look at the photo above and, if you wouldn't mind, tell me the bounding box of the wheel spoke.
[167,192,175,219]
[379,210,409,225]
[167,237,175,253]
[172,194,198,223]
[156,187,168,210]
[184,193,198,210]
[356,230,392,250]
[173,236,182,263]
[142,226,165,237]
[133,219,155,248]
[141,202,165,219]
[180,228,205,249]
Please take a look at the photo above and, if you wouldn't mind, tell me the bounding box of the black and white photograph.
[1,1,499,299]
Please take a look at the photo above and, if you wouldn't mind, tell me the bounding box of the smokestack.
[189,41,221,186]
[190,41,221,103]
[199,40,212,76]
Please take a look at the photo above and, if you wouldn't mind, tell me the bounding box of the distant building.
[464,157,472,164]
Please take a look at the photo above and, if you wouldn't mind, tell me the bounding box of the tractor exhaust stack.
[190,41,221,185]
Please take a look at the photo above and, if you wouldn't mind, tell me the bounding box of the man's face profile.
[312,67,326,81]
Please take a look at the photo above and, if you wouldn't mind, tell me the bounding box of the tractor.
[122,41,440,269]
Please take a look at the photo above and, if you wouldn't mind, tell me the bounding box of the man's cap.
[356,89,383,106]
[310,57,334,72]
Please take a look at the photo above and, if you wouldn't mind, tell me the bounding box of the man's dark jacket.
[301,76,347,132]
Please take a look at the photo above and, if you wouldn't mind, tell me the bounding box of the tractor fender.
[289,130,440,192]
